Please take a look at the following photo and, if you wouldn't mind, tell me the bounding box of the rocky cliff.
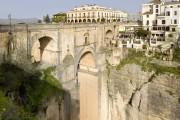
[108,63,180,120]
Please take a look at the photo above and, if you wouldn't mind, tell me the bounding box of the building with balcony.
[66,4,128,23]
[142,0,180,46]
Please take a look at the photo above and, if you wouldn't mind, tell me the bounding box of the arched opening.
[105,30,113,47]
[71,20,74,23]
[31,36,52,64]
[92,19,96,23]
[87,19,91,23]
[77,52,98,120]
[68,20,70,23]
[97,18,100,22]
[62,54,75,83]
[83,19,86,23]
[75,19,78,23]
[79,19,82,23]
[101,18,105,23]
[84,33,89,45]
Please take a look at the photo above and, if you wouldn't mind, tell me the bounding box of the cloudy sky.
[0,0,149,19]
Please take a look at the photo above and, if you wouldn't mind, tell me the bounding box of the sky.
[0,0,149,19]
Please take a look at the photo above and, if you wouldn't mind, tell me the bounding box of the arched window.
[84,33,89,45]
[85,37,88,44]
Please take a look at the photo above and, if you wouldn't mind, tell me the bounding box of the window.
[146,20,149,25]
[174,19,177,24]
[147,15,149,18]
[83,13,85,17]
[153,27,157,30]
[85,37,88,44]
[162,20,166,24]
[174,11,177,15]
[178,5,180,8]
[156,5,159,8]
[172,28,176,32]
[166,11,170,16]
[166,26,170,31]
[156,9,159,13]
[170,6,173,8]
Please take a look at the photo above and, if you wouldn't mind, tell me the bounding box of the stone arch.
[75,19,78,23]
[79,52,96,68]
[83,19,86,23]
[87,19,91,23]
[77,51,98,120]
[62,54,75,82]
[79,19,82,23]
[92,19,96,23]
[71,20,74,23]
[105,30,113,47]
[84,33,89,45]
[31,36,54,64]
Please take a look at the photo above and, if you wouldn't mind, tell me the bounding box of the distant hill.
[0,18,40,25]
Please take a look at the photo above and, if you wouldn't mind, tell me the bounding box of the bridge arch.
[62,54,75,83]
[31,36,56,64]
[77,50,99,120]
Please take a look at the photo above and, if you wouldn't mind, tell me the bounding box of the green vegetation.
[134,29,151,38]
[0,63,64,120]
[52,13,66,23]
[173,47,180,62]
[43,14,51,23]
[116,49,180,75]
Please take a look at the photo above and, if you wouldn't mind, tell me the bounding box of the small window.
[156,9,159,13]
[162,20,166,24]
[160,34,164,37]
[170,6,173,8]
[174,11,177,15]
[166,11,170,16]
[147,15,149,18]
[85,37,88,44]
[172,28,176,32]
[146,20,149,25]
[156,5,159,8]
[166,26,170,31]
[174,19,177,24]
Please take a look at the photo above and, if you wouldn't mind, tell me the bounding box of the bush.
[0,63,64,119]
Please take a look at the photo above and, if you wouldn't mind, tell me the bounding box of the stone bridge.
[0,23,127,120]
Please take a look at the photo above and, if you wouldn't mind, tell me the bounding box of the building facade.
[67,4,128,23]
[142,0,180,46]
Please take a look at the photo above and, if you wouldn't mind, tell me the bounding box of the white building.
[67,4,128,23]
[142,0,180,46]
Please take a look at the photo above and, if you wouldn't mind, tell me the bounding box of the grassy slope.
[116,49,180,76]
[0,63,64,120]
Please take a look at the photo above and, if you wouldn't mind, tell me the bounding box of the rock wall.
[108,64,180,120]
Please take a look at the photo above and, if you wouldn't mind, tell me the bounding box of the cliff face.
[108,64,180,120]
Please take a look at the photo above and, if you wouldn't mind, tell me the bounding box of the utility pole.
[8,14,12,33]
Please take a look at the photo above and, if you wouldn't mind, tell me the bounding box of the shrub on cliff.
[0,63,64,120]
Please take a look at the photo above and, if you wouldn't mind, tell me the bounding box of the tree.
[43,14,51,23]
[134,29,151,39]
[52,13,66,23]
